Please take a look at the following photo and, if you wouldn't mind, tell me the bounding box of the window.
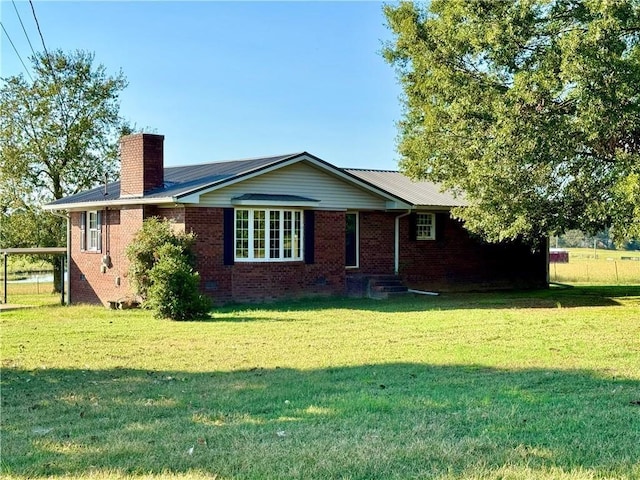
[235,208,303,261]
[81,211,102,251]
[345,212,359,268]
[416,213,435,240]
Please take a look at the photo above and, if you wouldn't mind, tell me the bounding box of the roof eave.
[43,196,177,211]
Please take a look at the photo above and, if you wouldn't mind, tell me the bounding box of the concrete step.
[371,284,408,293]
[367,275,409,299]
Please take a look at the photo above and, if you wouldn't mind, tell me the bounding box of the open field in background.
[2,286,639,480]
[550,248,640,284]
[0,282,60,307]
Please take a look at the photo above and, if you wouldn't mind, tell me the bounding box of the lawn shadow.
[2,364,639,478]
[211,284,640,318]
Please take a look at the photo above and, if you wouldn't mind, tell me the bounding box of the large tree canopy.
[0,49,129,289]
[384,0,640,243]
[1,49,129,206]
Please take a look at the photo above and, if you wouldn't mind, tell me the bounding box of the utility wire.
[28,0,69,129]
[0,21,34,81]
[12,0,37,58]
[29,0,54,72]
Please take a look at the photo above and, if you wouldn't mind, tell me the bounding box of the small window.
[81,211,102,251]
[416,213,435,240]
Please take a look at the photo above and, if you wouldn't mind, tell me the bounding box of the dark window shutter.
[97,211,103,252]
[80,212,86,251]
[408,212,417,241]
[223,208,235,265]
[435,212,447,242]
[304,210,315,264]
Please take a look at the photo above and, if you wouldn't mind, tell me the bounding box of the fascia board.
[42,197,176,211]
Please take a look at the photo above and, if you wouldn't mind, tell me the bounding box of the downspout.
[394,210,412,275]
[50,210,70,305]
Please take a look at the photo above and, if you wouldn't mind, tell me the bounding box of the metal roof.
[0,247,67,255]
[46,153,302,208]
[45,153,466,210]
[345,169,466,208]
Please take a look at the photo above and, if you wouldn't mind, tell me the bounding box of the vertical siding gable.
[198,162,388,209]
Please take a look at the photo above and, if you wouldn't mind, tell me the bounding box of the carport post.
[60,255,65,305]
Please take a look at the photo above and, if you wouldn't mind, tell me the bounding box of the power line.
[28,0,56,74]
[27,0,70,130]
[12,0,37,58]
[0,21,34,81]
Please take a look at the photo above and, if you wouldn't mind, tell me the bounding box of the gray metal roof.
[46,153,301,208]
[45,152,465,210]
[345,169,466,208]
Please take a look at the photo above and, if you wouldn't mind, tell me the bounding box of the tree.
[384,1,640,244]
[0,49,129,290]
[126,218,209,321]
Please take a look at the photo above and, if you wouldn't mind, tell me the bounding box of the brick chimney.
[119,133,165,198]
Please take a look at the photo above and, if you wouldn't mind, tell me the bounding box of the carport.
[1,247,68,306]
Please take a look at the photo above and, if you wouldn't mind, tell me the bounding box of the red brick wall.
[186,208,345,303]
[347,211,546,291]
[69,205,546,305]
[69,207,144,305]
[119,133,164,197]
[129,207,345,304]
[397,214,547,290]
[358,211,395,274]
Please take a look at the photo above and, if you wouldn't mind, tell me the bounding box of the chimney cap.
[120,132,165,143]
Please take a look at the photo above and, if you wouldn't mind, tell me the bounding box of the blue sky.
[1,1,404,169]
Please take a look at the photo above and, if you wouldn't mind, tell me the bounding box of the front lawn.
[1,286,639,479]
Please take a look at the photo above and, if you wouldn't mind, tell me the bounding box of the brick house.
[45,133,548,305]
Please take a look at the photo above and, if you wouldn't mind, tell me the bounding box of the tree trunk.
[52,259,62,294]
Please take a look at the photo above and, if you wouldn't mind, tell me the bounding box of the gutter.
[394,210,413,275]
[42,196,178,211]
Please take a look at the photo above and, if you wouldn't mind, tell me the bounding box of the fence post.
[2,253,6,304]
[586,264,589,282]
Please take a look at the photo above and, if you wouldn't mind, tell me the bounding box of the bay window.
[235,208,303,261]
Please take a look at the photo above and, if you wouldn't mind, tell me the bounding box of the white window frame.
[416,213,435,240]
[87,211,101,251]
[234,208,304,262]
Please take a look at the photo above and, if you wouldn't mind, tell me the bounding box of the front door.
[345,212,359,268]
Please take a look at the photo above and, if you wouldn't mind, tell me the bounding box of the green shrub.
[126,217,196,301]
[126,217,210,320]
[145,243,210,320]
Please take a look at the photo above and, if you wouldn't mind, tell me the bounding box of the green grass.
[549,248,640,285]
[1,281,61,307]
[2,287,640,479]
[550,248,640,284]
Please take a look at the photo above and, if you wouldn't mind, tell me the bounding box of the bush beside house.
[126,218,210,320]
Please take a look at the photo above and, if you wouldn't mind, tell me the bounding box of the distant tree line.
[553,230,640,250]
